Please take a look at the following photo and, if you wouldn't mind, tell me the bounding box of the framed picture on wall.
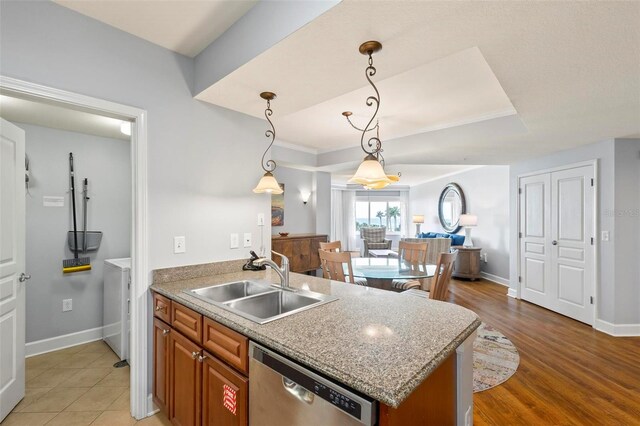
[271,183,284,226]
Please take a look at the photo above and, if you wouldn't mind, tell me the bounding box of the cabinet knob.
[162,329,170,335]
[155,305,165,312]
[198,354,207,363]
[191,351,199,359]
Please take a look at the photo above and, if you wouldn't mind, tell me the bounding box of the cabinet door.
[291,238,311,272]
[170,331,202,426]
[153,318,171,414]
[202,354,248,426]
[309,237,327,271]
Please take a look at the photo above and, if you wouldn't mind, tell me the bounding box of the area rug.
[473,322,520,392]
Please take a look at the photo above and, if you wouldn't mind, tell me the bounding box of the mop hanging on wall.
[63,153,90,273]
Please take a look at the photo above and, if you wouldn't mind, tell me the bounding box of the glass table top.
[347,258,436,280]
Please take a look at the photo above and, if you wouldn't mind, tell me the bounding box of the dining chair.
[391,241,429,291]
[319,240,342,252]
[428,250,458,301]
[318,250,367,286]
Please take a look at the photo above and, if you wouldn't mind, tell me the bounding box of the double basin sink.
[186,280,337,324]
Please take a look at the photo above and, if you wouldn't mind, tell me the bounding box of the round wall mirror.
[438,183,466,233]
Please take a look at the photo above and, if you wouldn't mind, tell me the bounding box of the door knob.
[552,240,558,245]
[19,273,31,282]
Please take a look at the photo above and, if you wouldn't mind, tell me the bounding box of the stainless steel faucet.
[254,251,290,290]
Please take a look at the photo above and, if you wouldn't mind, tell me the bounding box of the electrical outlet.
[230,233,239,249]
[174,236,186,254]
[601,231,609,242]
[63,299,72,312]
[257,213,265,226]
[243,233,252,248]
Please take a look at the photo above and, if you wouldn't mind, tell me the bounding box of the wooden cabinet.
[170,330,202,426]
[202,354,248,426]
[271,234,328,273]
[153,318,170,414]
[152,292,249,426]
[451,246,482,280]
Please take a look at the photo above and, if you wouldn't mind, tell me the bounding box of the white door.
[519,165,595,324]
[520,173,552,307]
[0,118,26,421]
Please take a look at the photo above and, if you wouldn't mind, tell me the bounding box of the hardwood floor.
[447,279,640,425]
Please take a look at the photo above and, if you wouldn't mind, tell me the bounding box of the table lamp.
[459,214,478,247]
[412,215,425,236]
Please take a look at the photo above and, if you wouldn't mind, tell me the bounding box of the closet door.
[550,165,595,324]
[520,173,552,307]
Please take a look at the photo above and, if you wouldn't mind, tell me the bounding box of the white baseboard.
[26,326,104,357]
[507,288,518,299]
[479,272,509,286]
[595,319,640,337]
[146,394,159,418]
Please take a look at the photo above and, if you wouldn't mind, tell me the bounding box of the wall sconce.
[301,191,311,205]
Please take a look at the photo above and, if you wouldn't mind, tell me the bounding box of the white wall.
[410,166,510,281]
[271,166,316,235]
[22,123,131,343]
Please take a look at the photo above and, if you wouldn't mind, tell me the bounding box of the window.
[355,200,403,233]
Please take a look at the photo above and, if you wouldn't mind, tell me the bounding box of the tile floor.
[3,341,170,426]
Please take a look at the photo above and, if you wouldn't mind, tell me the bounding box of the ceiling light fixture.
[253,92,284,195]
[347,41,399,190]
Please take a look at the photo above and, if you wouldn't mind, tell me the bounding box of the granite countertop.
[151,266,480,408]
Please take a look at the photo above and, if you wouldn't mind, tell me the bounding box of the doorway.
[518,161,597,325]
[0,76,149,420]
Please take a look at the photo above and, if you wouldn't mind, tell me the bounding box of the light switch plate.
[230,233,239,249]
[63,299,72,312]
[243,233,252,248]
[257,213,265,226]
[601,231,609,242]
[174,236,186,254]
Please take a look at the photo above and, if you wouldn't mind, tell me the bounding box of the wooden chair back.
[429,250,458,301]
[319,250,355,284]
[319,240,342,252]
[398,240,428,263]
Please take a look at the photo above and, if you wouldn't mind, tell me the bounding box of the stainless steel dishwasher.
[249,342,377,426]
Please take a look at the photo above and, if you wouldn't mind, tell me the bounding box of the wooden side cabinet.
[153,318,171,414]
[451,246,482,280]
[170,330,202,426]
[271,234,328,273]
[202,355,248,426]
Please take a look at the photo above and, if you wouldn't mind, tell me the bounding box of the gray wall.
[1,0,272,271]
[410,166,510,281]
[271,166,316,235]
[613,139,640,324]
[22,124,130,342]
[509,139,640,325]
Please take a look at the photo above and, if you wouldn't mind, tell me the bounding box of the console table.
[451,246,482,280]
[271,234,328,273]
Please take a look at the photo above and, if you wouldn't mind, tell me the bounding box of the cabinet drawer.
[153,293,171,323]
[202,317,248,375]
[171,302,203,343]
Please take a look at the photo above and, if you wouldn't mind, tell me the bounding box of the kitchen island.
[150,259,480,425]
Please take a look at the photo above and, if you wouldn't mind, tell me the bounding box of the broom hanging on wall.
[63,152,91,273]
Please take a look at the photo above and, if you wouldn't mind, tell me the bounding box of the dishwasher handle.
[283,377,314,404]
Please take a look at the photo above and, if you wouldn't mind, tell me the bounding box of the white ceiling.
[0,95,130,141]
[196,0,640,165]
[54,0,257,57]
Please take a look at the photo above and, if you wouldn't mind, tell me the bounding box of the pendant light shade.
[253,171,283,194]
[253,92,283,195]
[347,41,400,189]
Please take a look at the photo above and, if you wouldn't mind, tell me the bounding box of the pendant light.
[253,92,284,195]
[348,41,399,189]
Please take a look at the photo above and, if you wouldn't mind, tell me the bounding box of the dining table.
[347,257,436,291]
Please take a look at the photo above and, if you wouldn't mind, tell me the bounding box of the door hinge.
[590,237,594,245]
[590,178,594,187]
[519,232,523,238]
[518,276,522,283]
[590,296,594,305]
[518,188,522,194]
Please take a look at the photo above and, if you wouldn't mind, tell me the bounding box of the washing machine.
[103,258,131,361]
